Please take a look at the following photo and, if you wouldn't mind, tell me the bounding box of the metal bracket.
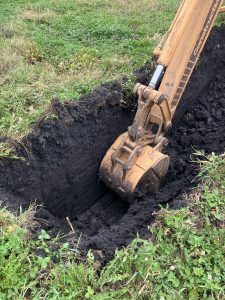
[111,139,141,180]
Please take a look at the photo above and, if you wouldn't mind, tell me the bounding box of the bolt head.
[137,148,142,155]
[142,90,149,99]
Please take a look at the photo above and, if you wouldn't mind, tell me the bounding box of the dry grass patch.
[0,209,15,233]
[0,46,22,85]
[10,37,43,64]
[21,8,53,21]
[0,25,19,39]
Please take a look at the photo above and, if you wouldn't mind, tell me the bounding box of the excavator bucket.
[100,0,224,202]
[99,132,170,202]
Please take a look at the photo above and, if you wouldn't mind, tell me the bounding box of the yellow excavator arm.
[99,0,225,201]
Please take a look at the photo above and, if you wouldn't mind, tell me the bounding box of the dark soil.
[1,25,225,261]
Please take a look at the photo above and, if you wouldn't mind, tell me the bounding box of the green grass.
[1,0,225,140]
[0,0,180,139]
[0,153,224,299]
[0,2,225,298]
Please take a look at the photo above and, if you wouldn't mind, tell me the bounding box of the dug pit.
[1,26,225,261]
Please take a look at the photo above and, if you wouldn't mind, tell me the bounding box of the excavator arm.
[99,0,225,201]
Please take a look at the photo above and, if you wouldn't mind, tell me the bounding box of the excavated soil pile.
[1,26,225,260]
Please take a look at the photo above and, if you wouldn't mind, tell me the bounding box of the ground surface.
[0,1,224,298]
[1,153,224,299]
[1,0,224,140]
[0,0,181,139]
[1,26,225,261]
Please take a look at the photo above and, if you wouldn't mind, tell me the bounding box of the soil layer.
[1,26,225,260]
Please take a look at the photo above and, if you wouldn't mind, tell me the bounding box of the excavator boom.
[99,0,224,201]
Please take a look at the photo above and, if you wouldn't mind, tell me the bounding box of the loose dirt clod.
[0,26,225,261]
